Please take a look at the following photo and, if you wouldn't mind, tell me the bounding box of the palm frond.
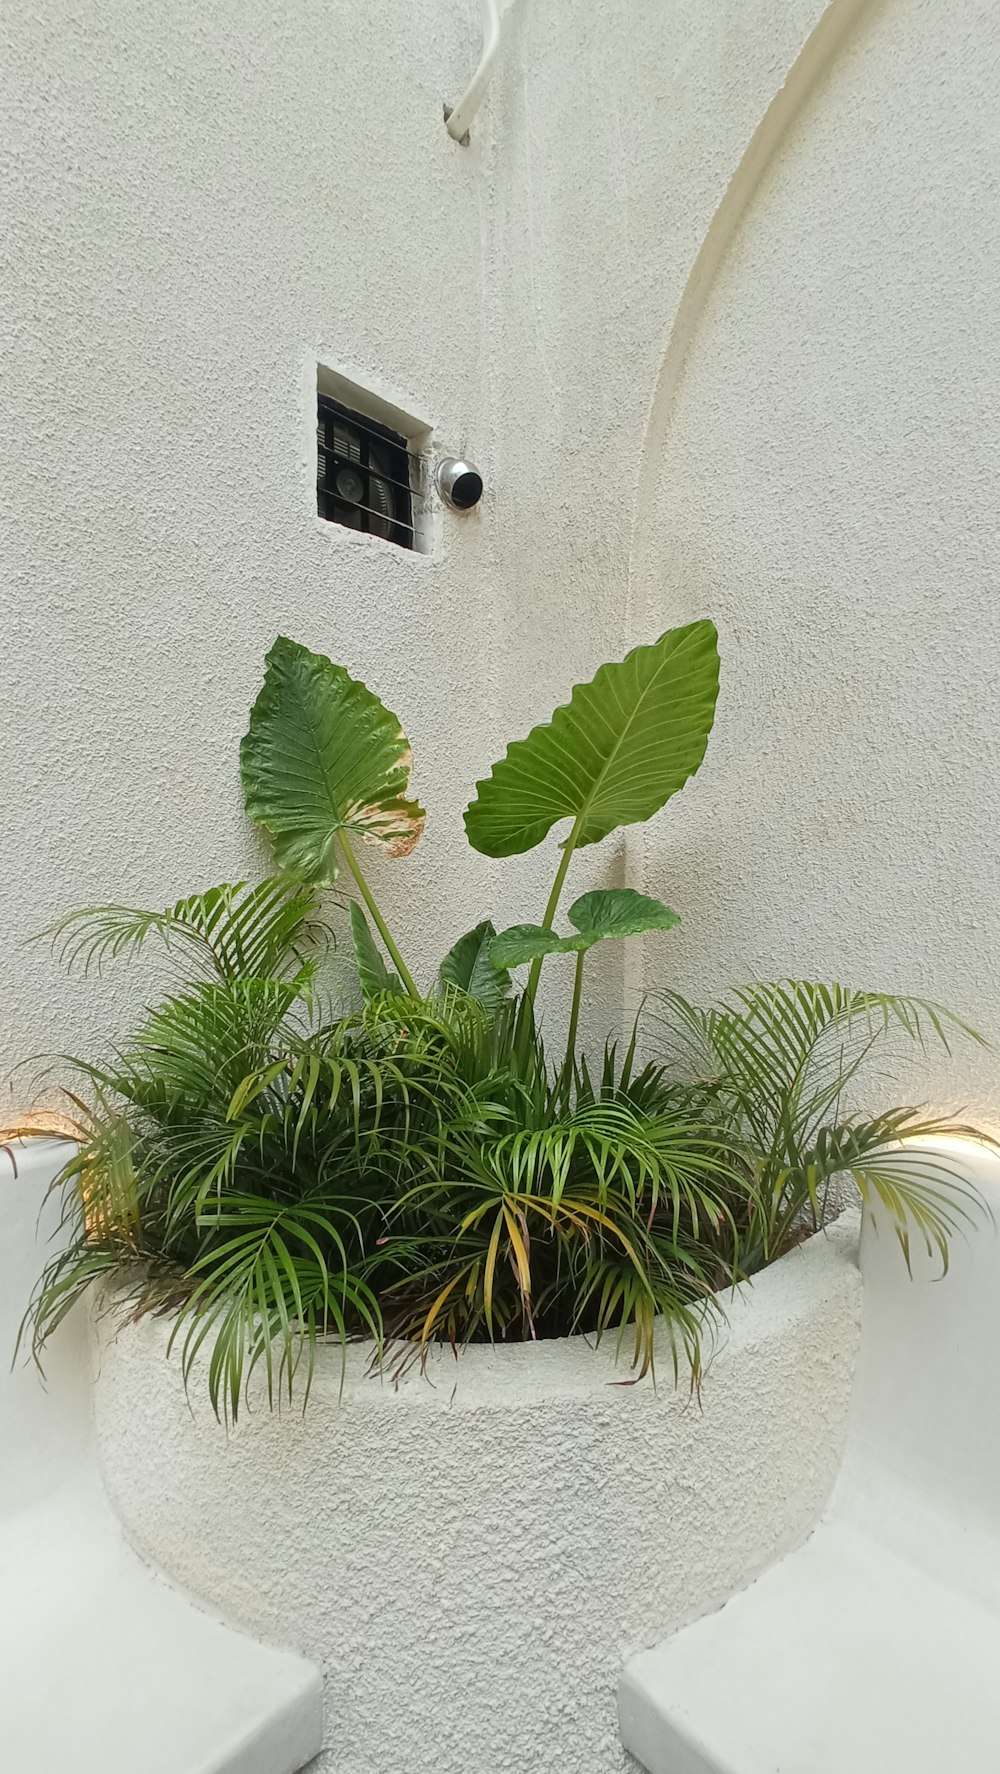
[652,980,991,1268]
[169,1193,381,1421]
[41,877,331,983]
[25,934,991,1421]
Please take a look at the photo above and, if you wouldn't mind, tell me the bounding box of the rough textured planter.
[93,1218,861,1774]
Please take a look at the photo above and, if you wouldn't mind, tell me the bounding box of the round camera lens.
[451,469,483,509]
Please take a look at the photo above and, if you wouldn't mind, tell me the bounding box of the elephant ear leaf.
[491,890,678,970]
[240,635,425,887]
[464,620,719,858]
[490,923,587,969]
[350,901,400,999]
[438,920,511,1010]
[566,888,679,945]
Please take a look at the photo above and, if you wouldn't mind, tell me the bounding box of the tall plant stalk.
[562,949,586,1087]
[515,812,586,1058]
[338,833,417,997]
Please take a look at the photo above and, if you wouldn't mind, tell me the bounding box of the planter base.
[94,1219,861,1774]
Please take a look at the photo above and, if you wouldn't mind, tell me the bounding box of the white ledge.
[0,1139,323,1774]
[620,1142,1000,1774]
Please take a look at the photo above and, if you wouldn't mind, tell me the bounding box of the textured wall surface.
[482,0,837,1037]
[631,0,1000,1118]
[0,0,494,1090]
[5,0,998,1100]
[2,0,844,1091]
[93,1219,861,1774]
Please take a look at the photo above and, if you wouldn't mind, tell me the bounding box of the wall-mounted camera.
[436,457,484,511]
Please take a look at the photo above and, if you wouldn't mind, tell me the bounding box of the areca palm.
[652,981,990,1271]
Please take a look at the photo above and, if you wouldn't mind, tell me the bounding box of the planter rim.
[98,1211,860,1409]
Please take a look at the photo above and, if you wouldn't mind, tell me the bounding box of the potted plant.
[13,619,987,1774]
[20,619,982,1415]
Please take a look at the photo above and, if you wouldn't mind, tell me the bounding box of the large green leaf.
[568,889,680,944]
[489,923,573,968]
[350,902,401,1000]
[438,920,511,1011]
[491,888,679,969]
[464,621,719,859]
[240,636,425,887]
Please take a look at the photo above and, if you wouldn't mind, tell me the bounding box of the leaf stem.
[515,811,587,1066]
[338,834,418,998]
[562,948,586,1089]
[524,811,586,1012]
[541,826,580,930]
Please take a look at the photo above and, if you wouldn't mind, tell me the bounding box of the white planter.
[93,1218,861,1774]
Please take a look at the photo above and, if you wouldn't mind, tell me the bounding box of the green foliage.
[236,623,719,1027]
[240,635,425,888]
[25,923,465,1419]
[652,981,989,1271]
[492,889,679,968]
[43,877,327,983]
[463,620,720,859]
[25,923,742,1415]
[23,631,992,1423]
[462,624,719,1024]
[350,902,401,1000]
[437,921,511,1010]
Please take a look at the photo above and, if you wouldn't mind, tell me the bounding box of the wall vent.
[316,395,415,550]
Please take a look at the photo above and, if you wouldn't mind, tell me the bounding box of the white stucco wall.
[482,0,848,1035]
[629,0,1000,1116]
[1,0,497,1086]
[4,0,997,1168]
[479,0,1000,1113]
[93,1219,861,1774]
[4,0,913,1095]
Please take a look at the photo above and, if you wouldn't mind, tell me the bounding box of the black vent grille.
[316,396,415,549]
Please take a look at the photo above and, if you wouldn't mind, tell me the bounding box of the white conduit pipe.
[445,0,501,142]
